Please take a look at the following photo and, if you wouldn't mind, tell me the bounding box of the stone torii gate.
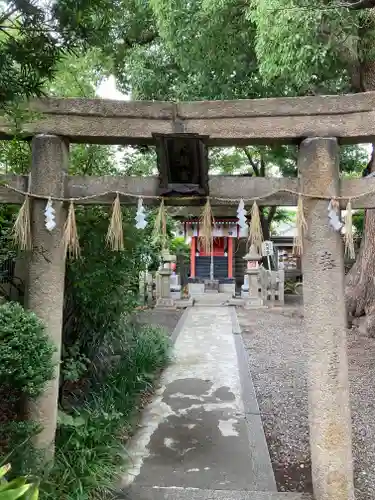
[2,92,375,500]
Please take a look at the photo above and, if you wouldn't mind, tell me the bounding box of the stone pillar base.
[218,282,236,295]
[244,297,264,309]
[155,297,176,309]
[188,282,205,296]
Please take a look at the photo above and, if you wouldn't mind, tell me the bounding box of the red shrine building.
[181,217,247,282]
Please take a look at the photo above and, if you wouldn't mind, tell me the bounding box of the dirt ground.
[237,303,375,500]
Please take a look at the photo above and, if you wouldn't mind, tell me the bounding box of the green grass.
[40,324,171,500]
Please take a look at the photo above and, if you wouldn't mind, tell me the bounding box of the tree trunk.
[345,192,375,334]
[345,52,375,335]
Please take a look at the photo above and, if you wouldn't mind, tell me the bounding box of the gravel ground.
[237,304,375,500]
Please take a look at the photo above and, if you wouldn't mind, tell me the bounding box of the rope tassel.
[12,194,32,251]
[152,198,168,248]
[344,199,355,260]
[63,200,80,259]
[199,197,214,254]
[248,201,263,255]
[293,195,308,256]
[106,193,124,251]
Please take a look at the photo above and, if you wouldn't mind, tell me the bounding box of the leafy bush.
[41,324,171,499]
[0,463,39,499]
[0,421,41,478]
[0,302,55,397]
[63,207,145,364]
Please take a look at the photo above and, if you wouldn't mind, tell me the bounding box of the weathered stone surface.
[120,307,275,493]
[25,134,68,454]
[123,486,313,500]
[299,138,354,500]
[30,97,174,118]
[176,92,375,118]
[0,174,28,203]
[1,92,375,144]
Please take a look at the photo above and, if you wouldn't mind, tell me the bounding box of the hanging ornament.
[199,197,214,254]
[12,194,32,251]
[328,198,344,233]
[152,198,167,248]
[135,198,147,229]
[293,195,308,256]
[237,198,247,230]
[63,200,80,259]
[106,193,124,251]
[44,197,56,232]
[248,201,263,255]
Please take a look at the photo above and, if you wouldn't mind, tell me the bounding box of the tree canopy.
[0,0,119,107]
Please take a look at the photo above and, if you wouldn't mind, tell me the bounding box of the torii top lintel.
[1,91,375,145]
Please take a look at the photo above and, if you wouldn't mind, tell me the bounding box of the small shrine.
[179,217,248,294]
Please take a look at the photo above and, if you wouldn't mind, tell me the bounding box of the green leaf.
[0,477,26,492]
[0,483,31,499]
[0,465,11,481]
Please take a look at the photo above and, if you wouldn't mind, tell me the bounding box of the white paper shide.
[44,198,56,232]
[135,198,147,229]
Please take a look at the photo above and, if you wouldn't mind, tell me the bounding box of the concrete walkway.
[120,307,309,500]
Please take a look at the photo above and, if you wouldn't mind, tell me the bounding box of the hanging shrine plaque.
[153,133,209,200]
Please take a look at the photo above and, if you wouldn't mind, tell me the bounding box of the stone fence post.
[25,134,68,457]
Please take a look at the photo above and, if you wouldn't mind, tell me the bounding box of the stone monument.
[242,245,263,308]
[156,249,177,308]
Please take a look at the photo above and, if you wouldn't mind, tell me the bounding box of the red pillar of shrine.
[228,237,233,278]
[190,236,196,277]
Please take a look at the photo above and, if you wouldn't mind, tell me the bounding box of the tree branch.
[0,4,18,26]
[260,152,266,177]
[345,0,375,9]
[122,31,157,50]
[267,206,277,226]
[242,147,260,176]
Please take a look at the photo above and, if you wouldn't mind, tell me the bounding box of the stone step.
[120,486,313,500]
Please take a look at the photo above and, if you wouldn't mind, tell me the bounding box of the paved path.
[120,307,306,499]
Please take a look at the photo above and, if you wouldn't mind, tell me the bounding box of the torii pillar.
[299,138,354,500]
[25,134,68,457]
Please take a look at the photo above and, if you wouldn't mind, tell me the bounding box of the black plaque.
[153,133,209,198]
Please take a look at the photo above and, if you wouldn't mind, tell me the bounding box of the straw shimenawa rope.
[12,194,32,251]
[4,181,375,203]
[248,201,263,255]
[293,195,308,256]
[199,198,215,254]
[6,180,369,258]
[106,193,124,251]
[63,200,80,259]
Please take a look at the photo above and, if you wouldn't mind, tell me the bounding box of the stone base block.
[171,291,182,300]
[188,283,205,296]
[204,280,220,293]
[155,298,176,309]
[219,282,235,295]
[244,297,264,309]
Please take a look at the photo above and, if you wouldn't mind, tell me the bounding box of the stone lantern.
[156,248,177,308]
[242,245,263,307]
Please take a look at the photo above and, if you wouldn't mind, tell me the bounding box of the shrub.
[0,463,39,499]
[0,302,56,397]
[41,324,171,499]
[63,207,144,364]
[0,421,41,478]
